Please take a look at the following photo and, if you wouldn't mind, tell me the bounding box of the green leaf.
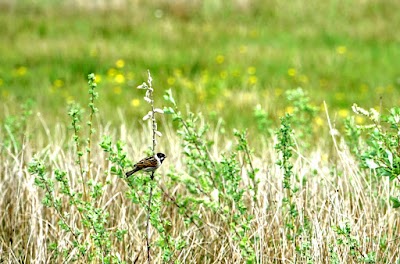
[390,196,400,208]
[163,106,175,114]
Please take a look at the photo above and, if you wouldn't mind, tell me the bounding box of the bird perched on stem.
[126,153,166,177]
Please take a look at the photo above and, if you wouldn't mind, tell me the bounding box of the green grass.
[1,0,400,130]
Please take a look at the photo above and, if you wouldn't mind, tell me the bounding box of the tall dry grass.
[1,109,399,263]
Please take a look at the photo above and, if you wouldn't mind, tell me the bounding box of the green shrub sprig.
[29,74,124,263]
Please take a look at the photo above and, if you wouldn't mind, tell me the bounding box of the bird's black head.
[156,153,166,162]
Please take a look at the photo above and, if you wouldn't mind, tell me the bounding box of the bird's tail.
[126,167,139,177]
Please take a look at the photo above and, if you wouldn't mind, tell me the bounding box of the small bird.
[126,152,166,177]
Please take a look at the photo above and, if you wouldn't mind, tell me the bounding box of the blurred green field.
[1,0,400,129]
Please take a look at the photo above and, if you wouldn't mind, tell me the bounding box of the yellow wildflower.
[336,46,347,55]
[15,66,27,76]
[288,68,296,77]
[247,66,256,75]
[248,76,258,85]
[107,68,117,77]
[167,77,176,85]
[216,55,225,64]
[314,116,324,127]
[220,71,227,79]
[355,116,365,124]
[338,109,349,118]
[285,106,294,114]
[115,59,125,68]
[53,79,64,88]
[115,74,125,84]
[131,99,140,107]
[173,68,182,77]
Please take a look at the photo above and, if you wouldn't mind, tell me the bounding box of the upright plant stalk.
[275,114,298,242]
[138,70,164,263]
[147,70,155,264]
[146,179,154,263]
[67,74,98,202]
[234,129,259,204]
[68,104,87,200]
[147,71,156,158]
[86,73,98,182]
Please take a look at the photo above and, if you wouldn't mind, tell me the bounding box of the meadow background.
[1,0,400,263]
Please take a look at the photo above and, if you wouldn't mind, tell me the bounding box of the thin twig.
[146,173,154,264]
[146,70,156,264]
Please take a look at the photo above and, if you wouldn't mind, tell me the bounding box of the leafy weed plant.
[29,74,124,263]
[164,89,259,262]
[350,104,400,208]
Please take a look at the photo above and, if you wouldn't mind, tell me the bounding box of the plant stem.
[147,70,156,155]
[146,70,156,263]
[72,109,87,201]
[146,172,154,264]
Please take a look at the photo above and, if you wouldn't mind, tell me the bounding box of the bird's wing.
[135,156,155,169]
